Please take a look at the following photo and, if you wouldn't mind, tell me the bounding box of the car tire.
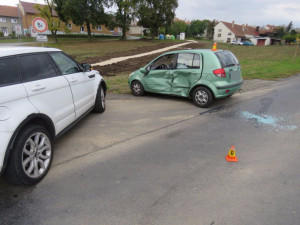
[4,125,53,186]
[192,86,213,108]
[131,80,145,96]
[93,85,106,113]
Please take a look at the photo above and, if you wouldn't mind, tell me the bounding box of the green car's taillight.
[213,68,226,78]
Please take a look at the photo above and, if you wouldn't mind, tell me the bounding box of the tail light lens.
[213,68,226,78]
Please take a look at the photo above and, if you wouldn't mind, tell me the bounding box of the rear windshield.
[215,50,239,68]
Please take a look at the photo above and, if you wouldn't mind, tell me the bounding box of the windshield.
[215,50,240,68]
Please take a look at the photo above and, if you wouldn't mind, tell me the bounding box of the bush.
[0,31,3,37]
[283,34,296,44]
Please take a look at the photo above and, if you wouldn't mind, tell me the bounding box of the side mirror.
[81,63,92,71]
[140,66,151,75]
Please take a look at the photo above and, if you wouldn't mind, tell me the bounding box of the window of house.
[0,57,20,86]
[68,23,72,29]
[80,26,84,32]
[218,33,221,37]
[97,25,102,31]
[218,29,222,32]
[110,28,114,32]
[228,32,232,36]
[0,18,7,22]
[11,19,17,23]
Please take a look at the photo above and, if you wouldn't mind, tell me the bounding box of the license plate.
[230,70,241,81]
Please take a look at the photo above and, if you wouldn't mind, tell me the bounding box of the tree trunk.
[121,25,127,40]
[51,31,58,44]
[86,21,92,41]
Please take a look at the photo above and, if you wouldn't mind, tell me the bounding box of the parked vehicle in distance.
[0,46,106,186]
[230,40,242,45]
[128,49,243,108]
[241,41,254,46]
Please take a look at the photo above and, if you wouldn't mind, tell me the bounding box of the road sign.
[32,17,48,33]
[15,25,22,35]
[31,26,38,37]
[36,35,48,42]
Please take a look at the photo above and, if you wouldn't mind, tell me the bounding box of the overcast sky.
[2,0,300,28]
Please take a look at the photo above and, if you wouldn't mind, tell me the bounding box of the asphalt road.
[0,75,300,225]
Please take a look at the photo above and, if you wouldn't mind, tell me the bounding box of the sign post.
[32,17,48,46]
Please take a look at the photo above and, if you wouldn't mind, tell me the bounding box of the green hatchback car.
[128,49,243,107]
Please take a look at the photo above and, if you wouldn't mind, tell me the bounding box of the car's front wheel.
[131,80,145,96]
[4,125,53,186]
[93,85,106,113]
[192,86,213,108]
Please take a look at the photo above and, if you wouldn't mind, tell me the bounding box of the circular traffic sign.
[32,17,48,33]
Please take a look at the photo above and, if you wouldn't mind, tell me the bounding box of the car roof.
[162,49,225,55]
[0,46,61,57]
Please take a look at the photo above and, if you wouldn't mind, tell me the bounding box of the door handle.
[70,78,78,83]
[88,74,95,78]
[31,85,46,91]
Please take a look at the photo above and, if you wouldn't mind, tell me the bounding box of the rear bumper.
[216,80,243,89]
[214,81,243,98]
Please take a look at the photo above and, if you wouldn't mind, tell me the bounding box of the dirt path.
[91,41,209,76]
[92,41,196,67]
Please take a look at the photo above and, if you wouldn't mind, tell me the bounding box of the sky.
[1,0,300,28]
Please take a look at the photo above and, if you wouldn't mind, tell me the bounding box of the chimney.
[232,21,235,28]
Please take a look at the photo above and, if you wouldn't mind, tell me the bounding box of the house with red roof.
[0,5,21,36]
[17,1,118,36]
[214,21,259,45]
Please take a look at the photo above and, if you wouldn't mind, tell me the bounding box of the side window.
[49,52,81,75]
[150,54,175,70]
[19,53,58,82]
[0,56,20,86]
[176,53,200,69]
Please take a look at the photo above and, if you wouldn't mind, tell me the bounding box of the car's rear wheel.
[131,80,145,96]
[93,85,106,113]
[4,125,53,186]
[192,86,213,108]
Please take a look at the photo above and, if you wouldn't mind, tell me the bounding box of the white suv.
[0,47,106,185]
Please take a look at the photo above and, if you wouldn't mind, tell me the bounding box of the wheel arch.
[189,84,215,99]
[2,113,55,174]
[100,80,107,93]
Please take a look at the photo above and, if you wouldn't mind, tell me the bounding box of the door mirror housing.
[81,63,92,72]
[140,66,151,75]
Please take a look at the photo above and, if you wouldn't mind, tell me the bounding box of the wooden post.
[293,42,299,63]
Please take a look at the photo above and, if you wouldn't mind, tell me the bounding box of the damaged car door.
[171,53,202,96]
[143,54,176,94]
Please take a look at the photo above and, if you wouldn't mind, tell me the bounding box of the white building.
[214,21,259,44]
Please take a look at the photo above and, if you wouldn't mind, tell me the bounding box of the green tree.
[190,20,206,37]
[166,20,186,36]
[274,26,286,38]
[283,34,296,44]
[111,0,138,40]
[35,0,61,43]
[286,21,293,32]
[54,0,111,40]
[206,19,217,40]
[137,0,178,39]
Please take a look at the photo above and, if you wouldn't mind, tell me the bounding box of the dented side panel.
[143,70,173,94]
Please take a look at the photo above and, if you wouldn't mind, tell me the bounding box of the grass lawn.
[215,43,300,80]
